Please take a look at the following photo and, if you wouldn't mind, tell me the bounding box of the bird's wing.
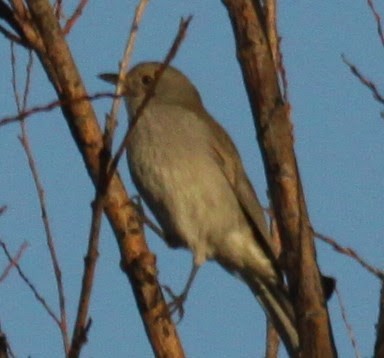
[202,113,280,262]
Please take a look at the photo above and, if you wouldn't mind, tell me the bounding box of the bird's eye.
[141,75,153,86]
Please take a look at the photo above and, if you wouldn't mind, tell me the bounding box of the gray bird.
[100,62,299,355]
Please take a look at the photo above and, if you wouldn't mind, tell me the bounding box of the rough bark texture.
[222,1,336,356]
[25,1,184,357]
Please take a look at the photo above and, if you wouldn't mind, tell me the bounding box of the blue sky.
[1,1,384,357]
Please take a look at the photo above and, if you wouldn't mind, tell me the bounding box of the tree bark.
[24,1,185,357]
[222,1,336,356]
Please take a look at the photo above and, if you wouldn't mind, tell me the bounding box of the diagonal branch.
[342,54,384,106]
[222,1,336,356]
[0,240,61,327]
[0,242,28,283]
[366,0,384,48]
[24,0,185,356]
[315,231,384,280]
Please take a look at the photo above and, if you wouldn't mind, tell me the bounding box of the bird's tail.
[241,271,299,356]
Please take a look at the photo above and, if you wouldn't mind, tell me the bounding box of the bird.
[99,62,299,355]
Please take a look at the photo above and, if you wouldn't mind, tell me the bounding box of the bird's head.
[99,62,203,117]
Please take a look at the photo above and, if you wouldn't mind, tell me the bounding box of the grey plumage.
[100,62,299,355]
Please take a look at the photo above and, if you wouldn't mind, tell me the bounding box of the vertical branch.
[222,0,336,356]
[104,0,149,147]
[69,199,102,357]
[263,3,282,354]
[11,43,70,354]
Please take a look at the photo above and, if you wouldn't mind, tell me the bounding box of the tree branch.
[24,0,185,356]
[222,1,336,356]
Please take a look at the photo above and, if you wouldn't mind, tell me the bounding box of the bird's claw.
[162,284,187,324]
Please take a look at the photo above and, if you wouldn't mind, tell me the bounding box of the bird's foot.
[162,284,187,324]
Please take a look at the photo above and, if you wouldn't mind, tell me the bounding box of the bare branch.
[0,240,61,327]
[335,287,361,358]
[24,0,185,355]
[104,0,149,149]
[222,1,336,355]
[342,55,384,105]
[62,0,88,35]
[315,231,384,280]
[366,0,384,47]
[0,242,28,283]
[264,0,288,101]
[69,198,103,357]
[11,44,70,353]
[0,92,118,127]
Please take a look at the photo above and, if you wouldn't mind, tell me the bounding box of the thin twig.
[0,242,28,283]
[69,199,103,358]
[106,16,193,184]
[367,0,384,48]
[335,286,361,358]
[104,0,150,149]
[315,231,384,280]
[0,240,61,327]
[63,0,89,35]
[0,92,119,127]
[11,44,70,353]
[342,54,384,105]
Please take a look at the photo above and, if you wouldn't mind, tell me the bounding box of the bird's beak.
[98,73,122,85]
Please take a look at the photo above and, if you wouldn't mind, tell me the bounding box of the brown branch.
[24,0,184,356]
[0,240,61,327]
[264,3,283,354]
[342,55,384,105]
[69,198,103,357]
[367,0,384,48]
[335,287,361,358]
[264,0,288,101]
[315,231,384,280]
[71,4,162,355]
[222,1,336,356]
[0,92,118,127]
[0,242,28,283]
[104,0,149,150]
[11,44,70,353]
[62,0,88,35]
[266,320,280,358]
